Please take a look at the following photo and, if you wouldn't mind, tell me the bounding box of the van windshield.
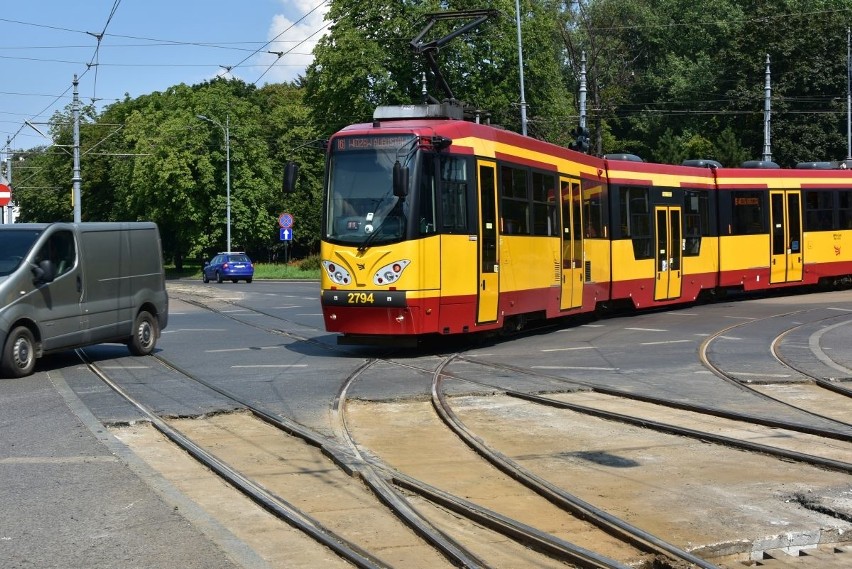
[0,229,43,276]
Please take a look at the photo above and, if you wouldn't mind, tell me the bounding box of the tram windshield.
[325,134,417,246]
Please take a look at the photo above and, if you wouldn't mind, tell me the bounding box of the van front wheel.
[128,311,158,356]
[1,326,36,378]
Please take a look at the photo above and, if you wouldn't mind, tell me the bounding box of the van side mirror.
[282,161,299,194]
[32,259,55,284]
[393,161,409,197]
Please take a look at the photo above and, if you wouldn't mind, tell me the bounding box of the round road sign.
[0,183,10,206]
[278,212,294,229]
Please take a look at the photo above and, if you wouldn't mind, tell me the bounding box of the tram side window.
[500,165,529,235]
[683,190,709,256]
[419,154,437,235]
[618,186,652,259]
[841,191,852,229]
[439,156,469,234]
[731,191,765,234]
[804,190,834,231]
[531,171,557,236]
[583,180,605,238]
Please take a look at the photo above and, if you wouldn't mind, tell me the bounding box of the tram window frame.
[730,191,765,235]
[683,190,709,256]
[418,153,438,235]
[500,165,529,235]
[582,179,605,238]
[618,186,652,259]
[437,155,471,235]
[531,171,558,236]
[803,190,835,231]
[840,190,852,229]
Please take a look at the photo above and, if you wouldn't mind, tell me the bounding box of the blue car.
[203,252,254,283]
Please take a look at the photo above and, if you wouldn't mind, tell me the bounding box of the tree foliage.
[14,79,322,267]
[562,0,852,164]
[11,0,852,262]
[304,0,570,137]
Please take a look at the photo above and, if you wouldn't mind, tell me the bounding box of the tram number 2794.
[321,290,408,307]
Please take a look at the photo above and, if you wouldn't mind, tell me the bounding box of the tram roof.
[336,106,852,186]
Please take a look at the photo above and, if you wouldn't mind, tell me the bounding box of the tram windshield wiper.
[357,199,407,252]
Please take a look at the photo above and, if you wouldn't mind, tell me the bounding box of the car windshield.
[325,134,415,246]
[0,229,43,277]
[227,255,250,263]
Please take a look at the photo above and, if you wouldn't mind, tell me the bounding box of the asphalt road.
[2,280,851,568]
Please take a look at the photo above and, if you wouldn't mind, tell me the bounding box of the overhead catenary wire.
[1,3,331,147]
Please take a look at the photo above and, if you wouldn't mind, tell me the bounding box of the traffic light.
[569,126,590,154]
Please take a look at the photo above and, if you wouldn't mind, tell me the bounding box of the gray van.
[0,222,169,378]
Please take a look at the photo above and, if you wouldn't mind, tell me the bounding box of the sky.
[1,0,330,151]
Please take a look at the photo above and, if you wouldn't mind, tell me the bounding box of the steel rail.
[431,355,720,569]
[332,359,630,569]
[77,349,390,569]
[153,353,488,569]
[506,390,852,475]
[452,355,852,442]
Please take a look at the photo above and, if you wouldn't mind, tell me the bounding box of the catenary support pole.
[515,0,527,136]
[72,74,82,223]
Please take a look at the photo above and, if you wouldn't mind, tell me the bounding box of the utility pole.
[762,54,772,163]
[514,0,528,136]
[72,74,82,223]
[197,113,231,253]
[3,136,10,224]
[847,28,851,160]
[579,52,587,130]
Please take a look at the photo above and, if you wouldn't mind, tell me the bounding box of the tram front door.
[770,190,803,284]
[560,177,583,311]
[654,206,683,301]
[477,160,499,324]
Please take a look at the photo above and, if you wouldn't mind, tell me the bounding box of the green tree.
[259,82,324,259]
[714,127,749,167]
[12,103,98,223]
[654,129,685,164]
[559,0,655,155]
[305,0,570,142]
[719,0,852,165]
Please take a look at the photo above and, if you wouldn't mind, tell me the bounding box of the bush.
[295,254,321,272]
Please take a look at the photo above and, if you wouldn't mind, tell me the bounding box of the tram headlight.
[373,259,411,285]
[322,260,352,285]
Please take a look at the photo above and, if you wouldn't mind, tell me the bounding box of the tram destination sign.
[335,134,414,152]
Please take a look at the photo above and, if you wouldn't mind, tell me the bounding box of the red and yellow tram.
[307,102,852,344]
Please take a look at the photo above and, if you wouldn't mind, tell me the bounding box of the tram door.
[654,206,683,301]
[770,190,803,284]
[560,178,583,310]
[476,160,499,324]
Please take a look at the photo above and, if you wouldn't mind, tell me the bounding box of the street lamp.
[197,113,231,252]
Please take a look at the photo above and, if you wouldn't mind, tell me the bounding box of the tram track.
[333,360,648,568]
[76,347,662,568]
[76,349,395,569]
[434,355,852,470]
[156,286,852,564]
[178,291,658,566]
[700,308,852,432]
[172,286,852,472]
[427,355,718,569]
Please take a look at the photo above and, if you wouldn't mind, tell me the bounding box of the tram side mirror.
[282,161,299,194]
[393,161,409,198]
